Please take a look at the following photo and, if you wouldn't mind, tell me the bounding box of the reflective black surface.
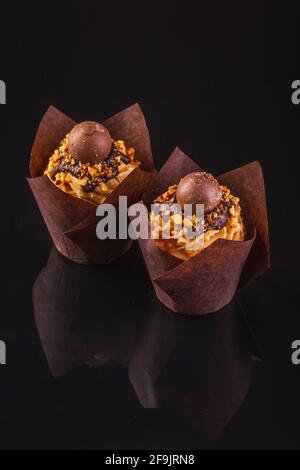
[0,234,298,449]
[2,242,257,449]
[0,3,299,450]
[34,247,255,437]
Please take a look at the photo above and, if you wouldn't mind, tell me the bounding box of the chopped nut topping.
[151,180,245,259]
[44,136,140,205]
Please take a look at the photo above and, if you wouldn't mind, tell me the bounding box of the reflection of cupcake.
[128,298,255,438]
[34,246,256,439]
[28,104,155,264]
[33,244,147,377]
[44,121,141,206]
[151,171,245,260]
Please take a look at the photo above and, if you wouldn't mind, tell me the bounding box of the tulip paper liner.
[28,104,156,264]
[135,147,270,316]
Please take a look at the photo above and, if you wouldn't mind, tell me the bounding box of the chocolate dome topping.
[176,171,222,213]
[68,121,112,163]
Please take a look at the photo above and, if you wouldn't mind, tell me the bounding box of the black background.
[0,2,299,450]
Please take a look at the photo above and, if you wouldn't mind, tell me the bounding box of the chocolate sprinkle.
[50,166,62,181]
[207,212,228,230]
[81,181,98,193]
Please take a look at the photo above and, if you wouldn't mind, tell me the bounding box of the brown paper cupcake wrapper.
[28,104,156,264]
[134,147,270,315]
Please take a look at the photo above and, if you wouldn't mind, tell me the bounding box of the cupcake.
[150,171,245,260]
[133,147,270,315]
[44,121,141,205]
[28,104,155,264]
